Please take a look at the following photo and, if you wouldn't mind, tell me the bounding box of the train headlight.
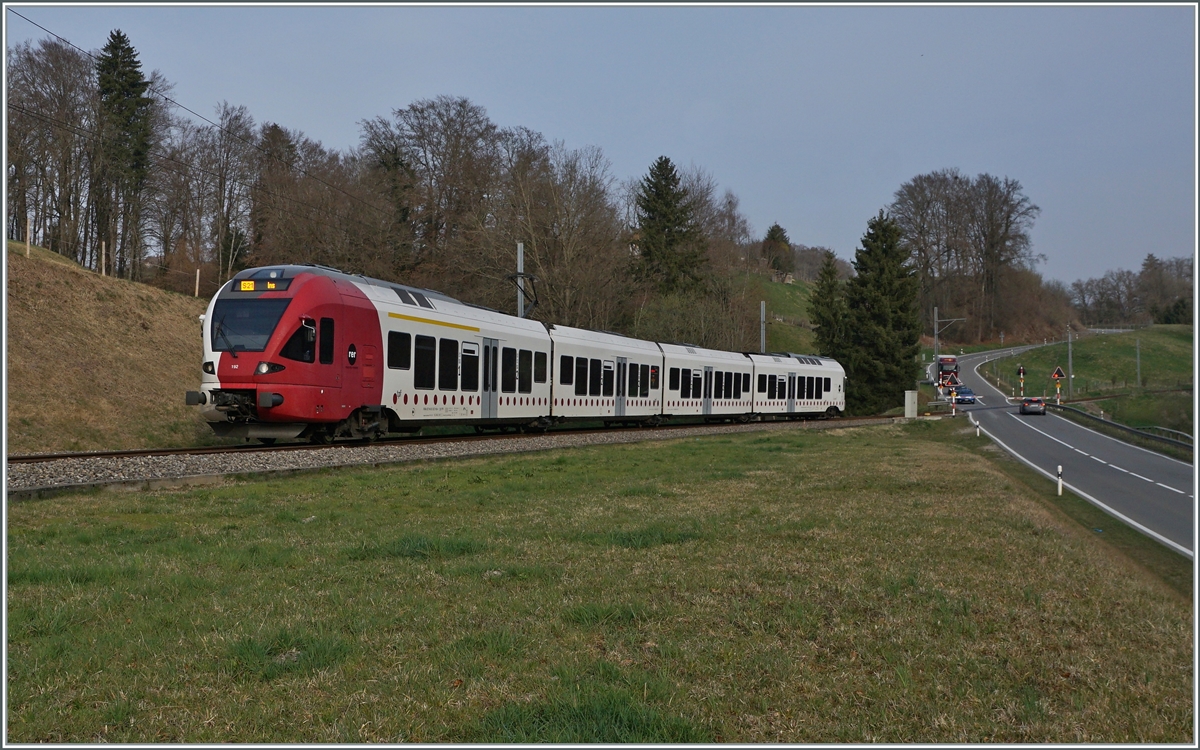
[255,361,286,375]
[203,361,215,374]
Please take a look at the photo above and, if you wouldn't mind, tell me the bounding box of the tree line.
[8,31,803,352]
[1070,254,1192,326]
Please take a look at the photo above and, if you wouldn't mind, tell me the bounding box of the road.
[940,348,1194,558]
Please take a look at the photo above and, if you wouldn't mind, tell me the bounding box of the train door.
[702,366,713,415]
[481,337,499,418]
[787,372,797,413]
[361,345,377,392]
[615,357,627,417]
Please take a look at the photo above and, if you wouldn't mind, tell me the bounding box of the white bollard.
[1057,465,1063,496]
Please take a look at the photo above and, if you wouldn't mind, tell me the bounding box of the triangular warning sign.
[1051,366,1066,379]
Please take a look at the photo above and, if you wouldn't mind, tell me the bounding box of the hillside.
[742,273,817,354]
[6,241,216,453]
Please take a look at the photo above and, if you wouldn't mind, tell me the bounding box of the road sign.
[1051,366,1066,379]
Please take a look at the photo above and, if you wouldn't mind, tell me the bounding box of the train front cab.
[192,267,383,441]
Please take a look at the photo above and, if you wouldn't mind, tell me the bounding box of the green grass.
[7,424,1192,742]
[740,272,817,353]
[982,326,1193,434]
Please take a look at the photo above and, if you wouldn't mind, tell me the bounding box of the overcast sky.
[4,3,1196,284]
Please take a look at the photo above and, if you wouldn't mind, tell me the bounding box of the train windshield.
[210,298,292,353]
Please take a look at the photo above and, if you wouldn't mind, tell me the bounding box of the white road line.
[1043,411,1194,469]
[1130,472,1154,483]
[1090,455,1107,464]
[969,417,1193,559]
[1110,464,1129,473]
[1157,483,1187,495]
[1075,448,1089,455]
[1007,413,1077,450]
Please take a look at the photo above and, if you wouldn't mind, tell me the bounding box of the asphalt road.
[939,348,1194,558]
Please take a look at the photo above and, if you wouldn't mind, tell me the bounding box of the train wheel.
[309,431,333,444]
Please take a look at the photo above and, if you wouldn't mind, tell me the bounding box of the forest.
[7,32,1191,353]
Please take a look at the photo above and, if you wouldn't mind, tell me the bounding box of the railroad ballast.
[186,265,845,442]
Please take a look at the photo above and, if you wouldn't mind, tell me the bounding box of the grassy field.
[6,241,225,453]
[7,422,1191,742]
[740,272,817,354]
[981,326,1193,434]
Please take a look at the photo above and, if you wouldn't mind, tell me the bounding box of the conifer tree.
[634,156,706,292]
[808,249,846,358]
[94,29,152,277]
[761,222,794,273]
[842,211,920,415]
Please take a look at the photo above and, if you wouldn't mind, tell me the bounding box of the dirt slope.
[6,242,215,454]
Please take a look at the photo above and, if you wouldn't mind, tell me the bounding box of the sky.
[3,2,1196,284]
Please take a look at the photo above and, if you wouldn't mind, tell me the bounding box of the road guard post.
[1018,365,1025,398]
[1057,465,1063,496]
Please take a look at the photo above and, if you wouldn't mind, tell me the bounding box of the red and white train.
[186,265,846,442]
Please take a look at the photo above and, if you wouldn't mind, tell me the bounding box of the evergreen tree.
[761,222,794,273]
[842,211,920,415]
[94,29,152,277]
[634,156,706,292]
[808,249,846,358]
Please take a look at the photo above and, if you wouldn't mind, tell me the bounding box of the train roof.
[231,264,461,305]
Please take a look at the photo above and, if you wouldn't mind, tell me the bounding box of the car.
[953,387,976,404]
[1019,397,1046,415]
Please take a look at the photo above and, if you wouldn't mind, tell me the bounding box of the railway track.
[6,415,902,501]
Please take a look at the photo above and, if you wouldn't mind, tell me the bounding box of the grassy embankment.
[741,272,817,355]
[6,241,225,453]
[7,420,1191,742]
[977,327,1193,437]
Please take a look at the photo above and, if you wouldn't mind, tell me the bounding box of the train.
[185,264,846,443]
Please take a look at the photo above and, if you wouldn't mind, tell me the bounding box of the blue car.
[953,387,976,404]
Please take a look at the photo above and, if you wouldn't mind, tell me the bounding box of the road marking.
[970,419,1193,559]
[1090,455,1107,464]
[1110,464,1129,473]
[1130,472,1154,483]
[1157,483,1186,495]
[1075,448,1089,455]
[1007,413,1076,450]
[1044,411,1194,469]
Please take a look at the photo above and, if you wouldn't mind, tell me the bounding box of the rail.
[1045,402,1194,451]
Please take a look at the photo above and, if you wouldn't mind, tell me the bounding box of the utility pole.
[1067,324,1073,399]
[1136,337,1141,388]
[516,242,525,318]
[760,301,766,353]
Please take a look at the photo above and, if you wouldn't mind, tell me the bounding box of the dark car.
[953,387,976,404]
[1019,396,1046,415]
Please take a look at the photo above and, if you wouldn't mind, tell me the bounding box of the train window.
[757,373,767,394]
[669,367,680,391]
[393,287,417,306]
[704,371,713,399]
[733,371,742,399]
[501,347,517,393]
[319,318,335,364]
[414,335,436,389]
[602,361,615,396]
[743,372,751,393]
[280,321,316,363]
[616,361,626,397]
[693,371,703,399]
[680,368,692,399]
[411,292,434,309]
[807,376,816,399]
[824,377,831,392]
[560,355,574,385]
[519,349,533,393]
[439,339,459,390]
[790,377,797,400]
[589,359,602,396]
[387,331,411,369]
[534,352,547,383]
[575,357,588,395]
[641,364,651,397]
[724,372,733,398]
[714,371,723,399]
[628,363,639,397]
[814,376,823,399]
[768,375,777,400]
[461,343,479,391]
